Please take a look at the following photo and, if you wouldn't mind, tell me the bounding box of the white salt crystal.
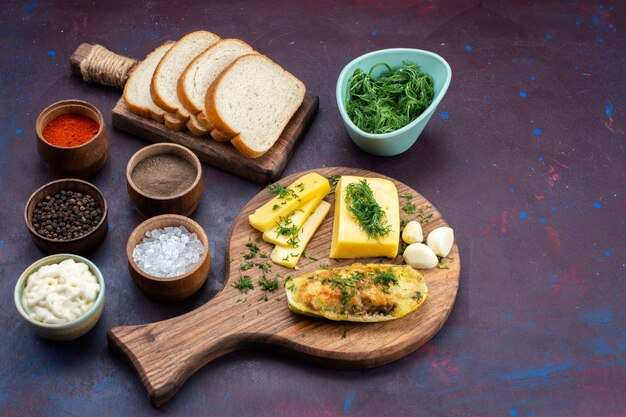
[132,225,204,278]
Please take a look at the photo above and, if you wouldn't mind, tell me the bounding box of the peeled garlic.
[403,243,438,269]
[426,227,454,257]
[402,220,423,244]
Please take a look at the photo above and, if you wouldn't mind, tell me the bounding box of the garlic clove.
[402,220,423,244]
[426,227,454,257]
[403,243,439,269]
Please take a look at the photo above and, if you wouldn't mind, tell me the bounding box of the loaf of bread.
[151,31,220,130]
[124,42,176,124]
[204,54,305,158]
[178,39,255,135]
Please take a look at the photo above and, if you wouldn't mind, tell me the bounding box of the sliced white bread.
[123,42,174,123]
[151,31,220,130]
[178,39,255,133]
[204,54,305,157]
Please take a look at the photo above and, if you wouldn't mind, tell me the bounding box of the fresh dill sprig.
[346,62,434,134]
[232,276,254,293]
[345,179,391,241]
[259,276,279,291]
[267,183,300,202]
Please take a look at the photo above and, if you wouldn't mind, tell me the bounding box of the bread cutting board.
[70,43,319,184]
[108,167,460,406]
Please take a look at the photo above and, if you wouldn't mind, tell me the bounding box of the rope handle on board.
[70,43,136,89]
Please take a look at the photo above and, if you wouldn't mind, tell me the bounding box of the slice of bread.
[178,39,255,132]
[124,42,174,123]
[204,54,305,158]
[151,31,220,126]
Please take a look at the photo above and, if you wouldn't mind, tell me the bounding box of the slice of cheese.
[271,200,331,268]
[262,194,324,246]
[249,173,330,232]
[329,176,399,259]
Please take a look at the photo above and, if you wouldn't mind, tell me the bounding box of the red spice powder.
[42,113,100,147]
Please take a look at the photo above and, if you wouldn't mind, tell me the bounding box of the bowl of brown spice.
[126,143,202,218]
[24,179,108,254]
[36,100,109,178]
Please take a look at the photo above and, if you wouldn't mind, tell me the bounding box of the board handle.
[107,294,239,407]
[70,43,137,89]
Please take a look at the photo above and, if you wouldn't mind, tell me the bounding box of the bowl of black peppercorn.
[24,179,108,254]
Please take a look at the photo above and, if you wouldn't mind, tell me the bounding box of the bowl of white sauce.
[14,254,105,341]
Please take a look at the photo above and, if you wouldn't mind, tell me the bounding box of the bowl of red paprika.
[36,99,109,178]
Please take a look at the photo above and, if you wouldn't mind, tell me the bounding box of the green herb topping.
[267,183,300,202]
[232,276,254,293]
[259,276,279,292]
[345,179,391,241]
[346,62,434,134]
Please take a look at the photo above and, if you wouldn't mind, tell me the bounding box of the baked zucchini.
[285,263,428,322]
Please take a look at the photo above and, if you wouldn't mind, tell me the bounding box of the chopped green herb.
[267,183,300,202]
[328,175,340,186]
[341,330,348,339]
[420,213,433,224]
[272,204,280,211]
[259,294,269,302]
[373,268,398,287]
[256,309,262,316]
[229,257,234,263]
[400,218,409,229]
[259,276,279,291]
[346,62,434,134]
[257,262,272,273]
[320,264,330,270]
[240,261,255,271]
[345,179,391,241]
[232,276,254,293]
[333,258,344,262]
[295,183,305,192]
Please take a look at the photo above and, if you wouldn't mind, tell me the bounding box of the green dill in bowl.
[346,62,434,134]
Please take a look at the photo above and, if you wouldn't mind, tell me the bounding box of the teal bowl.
[336,48,452,156]
[14,254,106,341]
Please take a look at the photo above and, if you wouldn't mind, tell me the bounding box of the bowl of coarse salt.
[126,214,211,301]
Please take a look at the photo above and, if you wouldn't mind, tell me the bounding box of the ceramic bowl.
[126,214,211,302]
[36,99,109,178]
[336,48,452,156]
[126,143,203,218]
[24,178,108,254]
[14,254,106,341]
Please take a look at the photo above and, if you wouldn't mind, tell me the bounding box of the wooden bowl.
[36,100,109,178]
[24,179,108,254]
[126,143,202,218]
[126,214,211,302]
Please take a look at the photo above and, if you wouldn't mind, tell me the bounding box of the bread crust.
[124,42,174,123]
[186,115,210,135]
[179,39,255,120]
[206,54,305,156]
[164,113,186,131]
[204,55,250,142]
[152,31,220,121]
[231,134,264,158]
[196,111,213,131]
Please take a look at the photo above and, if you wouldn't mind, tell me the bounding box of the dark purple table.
[1,1,623,415]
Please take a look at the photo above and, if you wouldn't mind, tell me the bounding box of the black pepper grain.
[32,190,102,240]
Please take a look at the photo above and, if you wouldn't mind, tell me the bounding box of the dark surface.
[0,1,623,416]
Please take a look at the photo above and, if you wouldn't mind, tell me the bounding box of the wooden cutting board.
[108,167,460,406]
[70,43,319,184]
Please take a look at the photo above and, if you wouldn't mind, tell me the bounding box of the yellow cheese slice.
[262,194,324,246]
[249,173,330,232]
[329,176,399,259]
[271,200,331,268]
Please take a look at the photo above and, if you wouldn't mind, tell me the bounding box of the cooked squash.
[285,263,428,322]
